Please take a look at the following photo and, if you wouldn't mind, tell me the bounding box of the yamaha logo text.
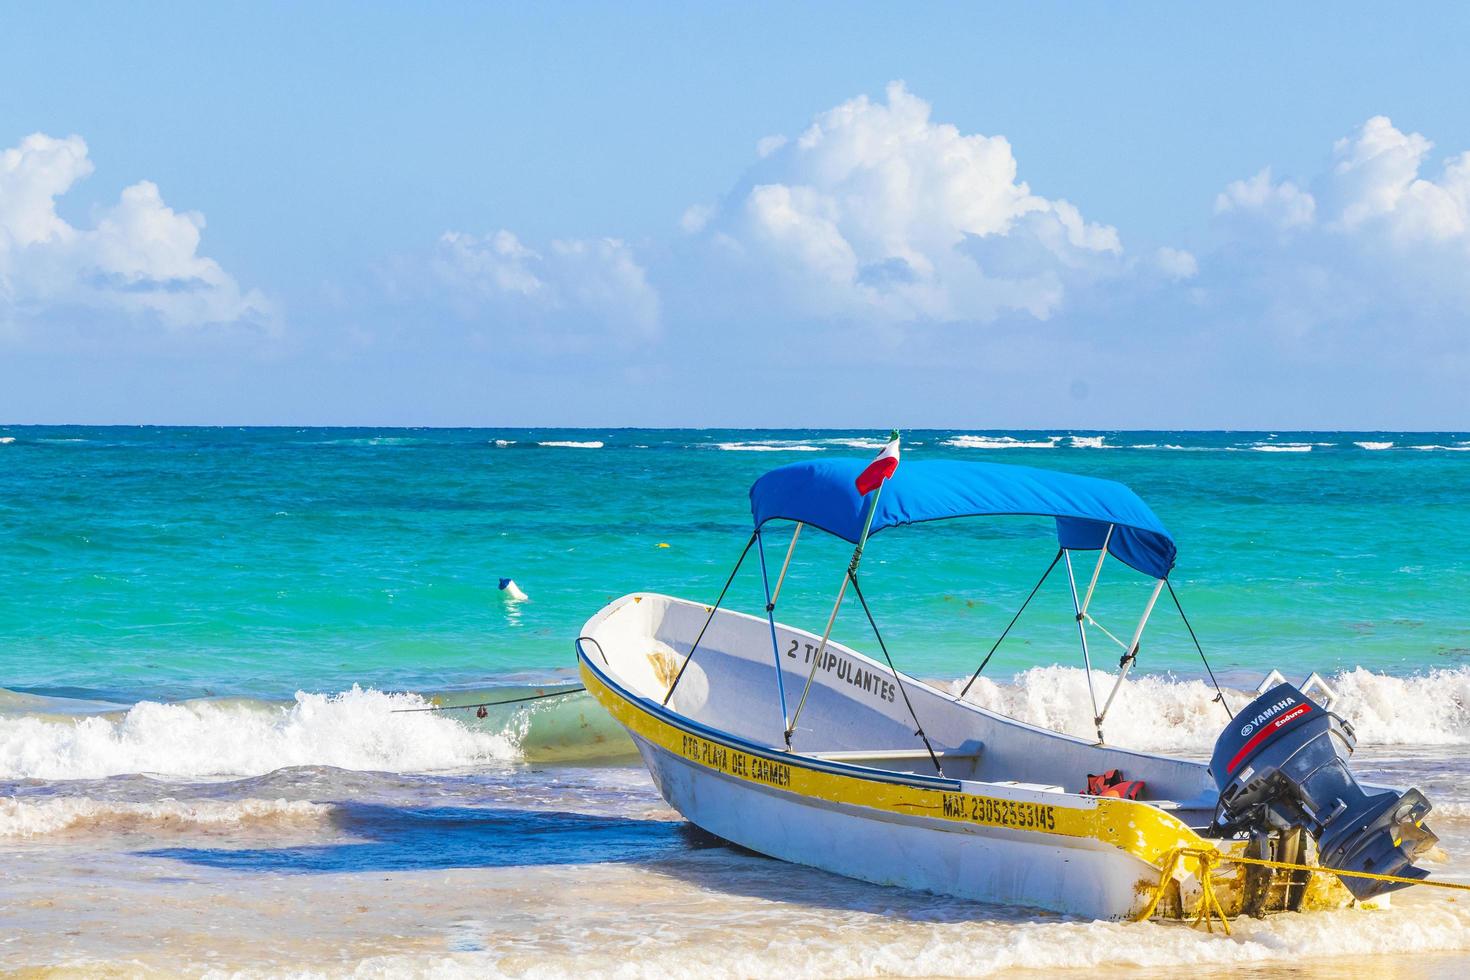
[1240,695,1298,738]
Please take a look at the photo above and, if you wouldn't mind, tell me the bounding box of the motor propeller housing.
[1209,683,1437,900]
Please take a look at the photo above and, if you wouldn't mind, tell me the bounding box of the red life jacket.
[1085,768,1146,800]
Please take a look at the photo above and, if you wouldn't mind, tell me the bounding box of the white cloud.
[1214,167,1316,229]
[432,229,659,340]
[1212,116,1470,323]
[1154,246,1198,280]
[678,203,714,234]
[0,133,268,331]
[754,134,787,159]
[688,81,1125,325]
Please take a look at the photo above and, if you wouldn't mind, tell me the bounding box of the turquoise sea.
[4,426,1470,976]
[4,426,1469,699]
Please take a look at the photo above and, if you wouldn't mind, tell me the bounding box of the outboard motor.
[1210,683,1437,901]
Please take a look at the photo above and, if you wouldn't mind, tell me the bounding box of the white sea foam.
[1355,441,1395,450]
[492,439,516,447]
[0,686,519,780]
[328,901,1470,979]
[1409,444,1470,452]
[945,435,1060,449]
[537,440,604,449]
[0,796,332,839]
[0,436,14,444]
[1250,443,1314,452]
[713,441,823,452]
[822,438,887,449]
[951,664,1470,752]
[1068,435,1111,449]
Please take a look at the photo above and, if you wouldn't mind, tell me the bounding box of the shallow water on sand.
[3,695,1470,977]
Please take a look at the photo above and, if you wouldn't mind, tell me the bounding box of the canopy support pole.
[662,532,757,706]
[770,522,802,607]
[1080,524,1114,618]
[755,529,791,733]
[784,485,884,747]
[847,570,944,776]
[957,548,1063,700]
[1097,577,1166,727]
[1064,550,1105,742]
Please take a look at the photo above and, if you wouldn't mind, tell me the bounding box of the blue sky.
[2,2,1468,427]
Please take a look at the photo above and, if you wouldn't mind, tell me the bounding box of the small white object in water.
[498,578,529,601]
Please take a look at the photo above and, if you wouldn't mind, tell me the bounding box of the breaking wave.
[0,686,519,781]
[6,666,1467,782]
[945,435,1060,450]
[537,441,604,449]
[820,438,887,449]
[950,665,1470,753]
[713,441,822,452]
[0,797,332,839]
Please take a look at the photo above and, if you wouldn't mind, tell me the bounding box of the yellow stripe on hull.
[580,656,1235,917]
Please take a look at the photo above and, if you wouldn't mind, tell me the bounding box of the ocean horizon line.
[4,423,1470,435]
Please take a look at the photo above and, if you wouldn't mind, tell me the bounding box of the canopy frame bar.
[784,485,884,747]
[1064,549,1106,742]
[1097,577,1167,727]
[770,522,802,607]
[1080,524,1114,619]
[1082,612,1130,652]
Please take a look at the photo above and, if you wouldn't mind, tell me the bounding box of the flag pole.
[783,429,897,748]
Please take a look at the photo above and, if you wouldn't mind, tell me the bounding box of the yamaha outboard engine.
[1210,683,1437,901]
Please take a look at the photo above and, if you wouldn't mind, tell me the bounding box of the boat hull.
[582,655,1200,920]
[633,733,1161,918]
[575,593,1360,921]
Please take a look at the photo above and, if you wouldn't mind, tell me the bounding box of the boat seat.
[988,780,1066,794]
[1148,793,1219,812]
[803,748,964,762]
[801,738,983,767]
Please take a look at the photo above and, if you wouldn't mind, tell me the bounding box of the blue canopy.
[749,458,1177,579]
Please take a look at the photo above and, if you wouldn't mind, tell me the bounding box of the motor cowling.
[1210,683,1437,900]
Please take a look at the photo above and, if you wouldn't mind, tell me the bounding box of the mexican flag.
[855,433,900,495]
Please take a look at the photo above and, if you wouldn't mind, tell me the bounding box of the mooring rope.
[390,687,586,714]
[664,531,758,706]
[957,548,1063,700]
[846,571,945,777]
[1165,580,1233,720]
[1137,845,1470,933]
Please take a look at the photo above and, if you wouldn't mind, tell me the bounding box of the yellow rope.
[1136,845,1470,931]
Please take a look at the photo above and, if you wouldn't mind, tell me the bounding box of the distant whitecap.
[713,441,822,452]
[944,435,1059,449]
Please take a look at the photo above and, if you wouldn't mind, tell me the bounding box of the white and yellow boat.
[576,447,1438,922]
